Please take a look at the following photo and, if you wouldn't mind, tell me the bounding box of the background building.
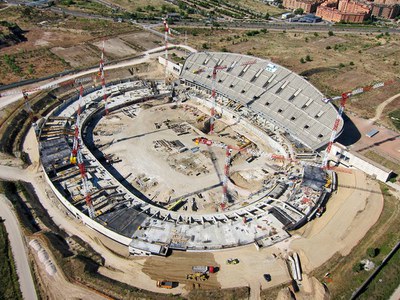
[316,0,371,22]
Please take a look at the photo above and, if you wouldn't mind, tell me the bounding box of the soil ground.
[176,27,400,123]
[95,101,280,211]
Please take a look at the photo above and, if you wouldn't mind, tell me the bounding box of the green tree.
[353,262,364,273]
[300,57,305,64]
[367,247,379,258]
[328,30,334,36]
[305,55,312,61]
[294,8,304,15]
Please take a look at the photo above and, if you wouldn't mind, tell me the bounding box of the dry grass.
[176,27,400,120]
[105,0,166,12]
[310,184,400,299]
[227,0,287,16]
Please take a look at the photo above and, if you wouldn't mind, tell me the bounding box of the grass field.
[363,151,400,177]
[0,222,23,300]
[310,184,400,299]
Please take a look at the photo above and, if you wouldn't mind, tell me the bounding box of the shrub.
[300,58,305,64]
[349,61,354,66]
[353,262,364,273]
[305,55,312,62]
[326,45,331,50]
[367,247,379,258]
[328,31,334,36]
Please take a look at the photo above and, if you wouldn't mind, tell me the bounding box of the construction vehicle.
[156,280,177,289]
[192,265,217,273]
[316,206,326,218]
[226,258,239,265]
[186,273,209,281]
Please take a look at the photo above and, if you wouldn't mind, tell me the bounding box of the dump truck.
[156,281,176,289]
[192,266,216,273]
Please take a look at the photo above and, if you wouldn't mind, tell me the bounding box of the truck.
[192,266,217,273]
[156,281,177,289]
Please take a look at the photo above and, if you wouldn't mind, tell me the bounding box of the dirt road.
[0,195,38,300]
[290,170,383,272]
[370,92,400,123]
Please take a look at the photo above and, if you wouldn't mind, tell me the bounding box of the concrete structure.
[371,0,400,19]
[330,143,393,182]
[158,56,182,76]
[316,0,370,23]
[283,0,322,13]
[37,77,336,256]
[180,52,343,151]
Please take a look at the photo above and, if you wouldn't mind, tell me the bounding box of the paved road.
[0,195,38,300]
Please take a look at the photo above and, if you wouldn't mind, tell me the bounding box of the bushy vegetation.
[0,223,23,300]
[388,109,400,131]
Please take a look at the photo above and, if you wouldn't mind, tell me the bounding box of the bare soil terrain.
[0,6,149,84]
[95,101,279,211]
[176,27,400,122]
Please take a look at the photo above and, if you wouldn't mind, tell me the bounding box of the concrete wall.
[330,144,392,182]
[316,5,367,22]
[372,3,400,18]
[42,165,133,246]
[283,0,319,13]
[158,56,182,76]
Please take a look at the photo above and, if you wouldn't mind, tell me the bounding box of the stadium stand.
[180,52,343,150]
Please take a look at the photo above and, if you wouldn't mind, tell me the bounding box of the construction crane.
[1,76,93,124]
[210,64,227,134]
[99,40,109,115]
[70,85,84,164]
[193,137,286,207]
[76,146,96,219]
[67,85,95,218]
[321,79,396,168]
[163,19,171,85]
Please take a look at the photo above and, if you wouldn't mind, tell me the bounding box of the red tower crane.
[209,65,227,134]
[321,79,396,168]
[163,19,171,84]
[99,40,108,115]
[68,85,95,218]
[193,137,287,207]
[77,147,96,219]
[70,85,84,164]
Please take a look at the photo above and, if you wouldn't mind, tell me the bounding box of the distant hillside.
[0,21,26,49]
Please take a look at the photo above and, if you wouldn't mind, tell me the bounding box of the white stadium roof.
[180,52,344,150]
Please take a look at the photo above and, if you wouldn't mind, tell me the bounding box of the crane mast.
[209,65,227,134]
[70,85,84,164]
[321,79,396,168]
[163,19,170,85]
[77,148,95,218]
[99,40,108,115]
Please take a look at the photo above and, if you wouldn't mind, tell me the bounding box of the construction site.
[35,37,352,256]
[1,16,399,299]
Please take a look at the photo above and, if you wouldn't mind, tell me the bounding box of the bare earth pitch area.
[94,100,280,212]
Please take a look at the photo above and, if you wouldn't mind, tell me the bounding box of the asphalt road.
[0,195,38,300]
